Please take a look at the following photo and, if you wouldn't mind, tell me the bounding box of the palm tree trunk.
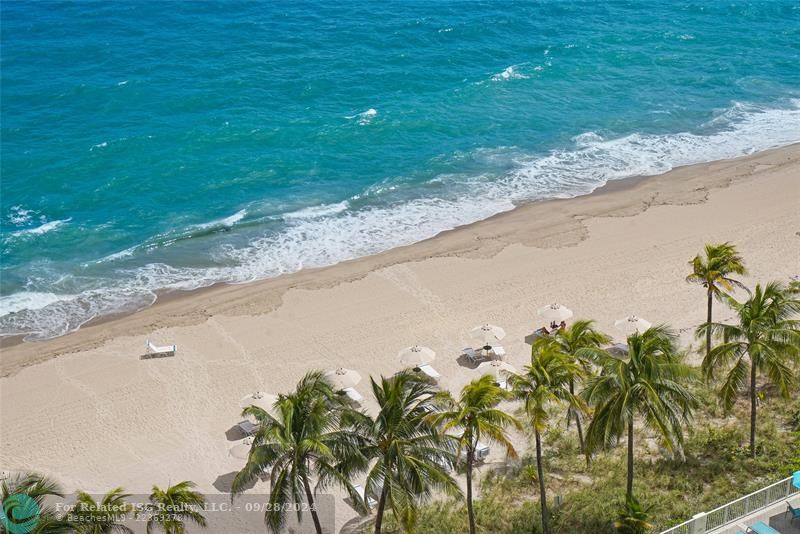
[302,477,323,534]
[535,430,550,534]
[466,448,476,534]
[706,290,713,359]
[374,485,389,534]
[626,418,634,501]
[750,357,757,458]
[569,380,585,454]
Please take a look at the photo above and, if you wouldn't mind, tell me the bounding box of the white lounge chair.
[417,364,441,380]
[353,484,377,508]
[491,345,506,359]
[145,339,176,357]
[475,441,491,461]
[343,387,364,403]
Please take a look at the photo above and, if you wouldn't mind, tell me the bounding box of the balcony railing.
[659,473,799,534]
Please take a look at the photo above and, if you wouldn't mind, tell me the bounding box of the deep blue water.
[2,1,799,339]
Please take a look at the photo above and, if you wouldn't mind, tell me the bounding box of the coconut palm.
[70,487,134,534]
[430,374,521,534]
[509,340,585,534]
[546,320,610,454]
[146,481,207,534]
[231,370,367,534]
[686,242,747,358]
[698,282,800,457]
[0,472,72,534]
[354,370,461,534]
[583,326,698,501]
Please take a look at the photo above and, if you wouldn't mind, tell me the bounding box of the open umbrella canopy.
[324,367,362,389]
[239,391,279,413]
[470,324,506,346]
[230,437,253,460]
[476,360,518,380]
[614,315,652,336]
[537,303,573,323]
[398,345,436,367]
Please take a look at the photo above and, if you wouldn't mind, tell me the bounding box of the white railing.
[660,474,799,534]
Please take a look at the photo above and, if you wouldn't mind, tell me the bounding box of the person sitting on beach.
[559,321,567,330]
[541,325,550,335]
[550,321,558,330]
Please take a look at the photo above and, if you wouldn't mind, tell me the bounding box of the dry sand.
[1,145,798,532]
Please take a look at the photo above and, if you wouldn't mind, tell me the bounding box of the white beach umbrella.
[476,360,518,380]
[229,437,253,460]
[614,315,652,336]
[470,324,506,347]
[398,345,436,367]
[239,392,279,414]
[537,303,574,323]
[324,367,362,389]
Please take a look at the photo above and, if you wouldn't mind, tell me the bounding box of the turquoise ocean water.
[1,1,799,339]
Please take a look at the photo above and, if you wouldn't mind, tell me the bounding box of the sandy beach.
[1,145,799,532]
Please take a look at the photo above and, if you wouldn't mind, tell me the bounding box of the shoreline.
[1,144,798,375]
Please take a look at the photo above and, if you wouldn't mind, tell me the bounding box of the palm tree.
[546,320,610,454]
[614,495,653,534]
[583,326,698,501]
[146,481,207,534]
[232,370,367,534]
[430,374,521,534]
[686,242,747,359]
[509,340,585,534]
[699,282,800,457]
[0,472,72,534]
[70,487,134,533]
[355,370,462,534]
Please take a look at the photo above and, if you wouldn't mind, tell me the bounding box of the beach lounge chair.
[463,347,481,364]
[787,501,800,523]
[475,441,490,461]
[417,364,441,380]
[491,345,506,359]
[342,387,364,403]
[237,420,257,436]
[745,521,780,534]
[353,484,377,508]
[145,339,176,358]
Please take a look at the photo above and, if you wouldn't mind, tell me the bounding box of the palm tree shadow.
[213,471,255,493]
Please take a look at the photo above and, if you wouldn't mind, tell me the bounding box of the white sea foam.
[90,142,108,151]
[282,201,350,220]
[0,292,74,316]
[8,218,71,239]
[347,108,378,125]
[3,100,799,340]
[117,80,129,86]
[7,206,35,226]
[492,65,529,81]
[192,209,247,230]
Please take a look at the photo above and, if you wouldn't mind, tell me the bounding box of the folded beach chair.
[463,347,481,364]
[353,484,377,508]
[237,420,257,436]
[146,339,176,357]
[417,364,441,380]
[343,387,364,403]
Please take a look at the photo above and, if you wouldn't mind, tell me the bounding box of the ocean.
[1,1,799,340]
